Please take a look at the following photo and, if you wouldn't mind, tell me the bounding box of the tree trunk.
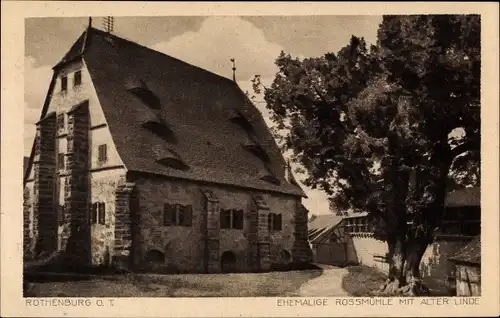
[377,235,431,296]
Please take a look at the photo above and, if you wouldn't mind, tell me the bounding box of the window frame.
[97,144,108,163]
[163,203,193,227]
[268,213,282,232]
[57,113,65,130]
[74,70,82,87]
[61,76,68,92]
[57,153,65,171]
[91,202,106,225]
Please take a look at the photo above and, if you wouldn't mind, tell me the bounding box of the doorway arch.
[220,251,237,273]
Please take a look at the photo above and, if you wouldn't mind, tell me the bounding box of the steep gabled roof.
[55,27,305,197]
[308,214,344,243]
[448,236,480,265]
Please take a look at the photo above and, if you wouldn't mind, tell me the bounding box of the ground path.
[295,264,351,297]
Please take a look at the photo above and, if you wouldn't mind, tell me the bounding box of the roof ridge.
[87,26,239,86]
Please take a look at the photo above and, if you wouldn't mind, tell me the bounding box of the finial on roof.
[88,17,92,28]
[230,58,236,82]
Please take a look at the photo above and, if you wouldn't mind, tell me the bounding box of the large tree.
[253,15,480,295]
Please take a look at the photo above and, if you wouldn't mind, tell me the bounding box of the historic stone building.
[23,24,311,273]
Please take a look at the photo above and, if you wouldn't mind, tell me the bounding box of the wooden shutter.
[177,204,184,226]
[183,205,193,226]
[98,202,106,225]
[91,203,98,224]
[233,209,244,230]
[163,203,173,226]
[220,209,230,229]
[274,213,282,231]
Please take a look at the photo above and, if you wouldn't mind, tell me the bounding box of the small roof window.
[125,78,161,110]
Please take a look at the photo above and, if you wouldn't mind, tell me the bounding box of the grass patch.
[341,265,386,297]
[25,268,323,297]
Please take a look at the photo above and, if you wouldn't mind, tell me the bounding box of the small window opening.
[98,144,108,163]
[61,76,68,92]
[74,70,82,87]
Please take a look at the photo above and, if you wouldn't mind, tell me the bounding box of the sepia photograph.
[21,14,482,298]
[1,2,498,317]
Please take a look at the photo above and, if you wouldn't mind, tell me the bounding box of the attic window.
[260,174,281,185]
[244,141,270,162]
[61,76,68,92]
[157,157,189,171]
[153,146,188,171]
[74,70,82,87]
[126,79,161,110]
[142,121,176,143]
[229,109,254,132]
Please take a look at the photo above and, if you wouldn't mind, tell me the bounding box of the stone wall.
[33,112,58,255]
[62,101,91,264]
[23,184,36,259]
[89,169,126,266]
[127,173,305,273]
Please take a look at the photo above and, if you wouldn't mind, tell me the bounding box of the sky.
[25,15,383,215]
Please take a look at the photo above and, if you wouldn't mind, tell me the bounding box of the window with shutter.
[183,205,193,226]
[74,70,82,87]
[220,209,231,229]
[61,76,68,92]
[177,204,184,226]
[57,113,65,130]
[98,144,108,163]
[98,202,106,225]
[232,209,244,230]
[92,203,98,224]
[163,203,173,226]
[57,153,65,171]
[273,213,282,231]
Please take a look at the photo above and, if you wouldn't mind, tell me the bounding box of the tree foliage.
[254,15,480,292]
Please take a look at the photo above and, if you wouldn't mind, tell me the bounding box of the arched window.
[145,249,165,264]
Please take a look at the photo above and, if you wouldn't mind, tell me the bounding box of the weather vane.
[102,16,114,33]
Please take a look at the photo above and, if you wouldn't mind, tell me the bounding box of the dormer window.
[153,145,189,171]
[74,70,82,87]
[260,174,281,185]
[126,79,161,110]
[244,141,270,163]
[61,76,68,92]
[229,108,254,133]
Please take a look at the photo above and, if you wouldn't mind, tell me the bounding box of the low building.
[308,187,480,295]
[308,214,345,265]
[448,236,481,296]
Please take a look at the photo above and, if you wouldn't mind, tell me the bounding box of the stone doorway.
[221,251,237,273]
